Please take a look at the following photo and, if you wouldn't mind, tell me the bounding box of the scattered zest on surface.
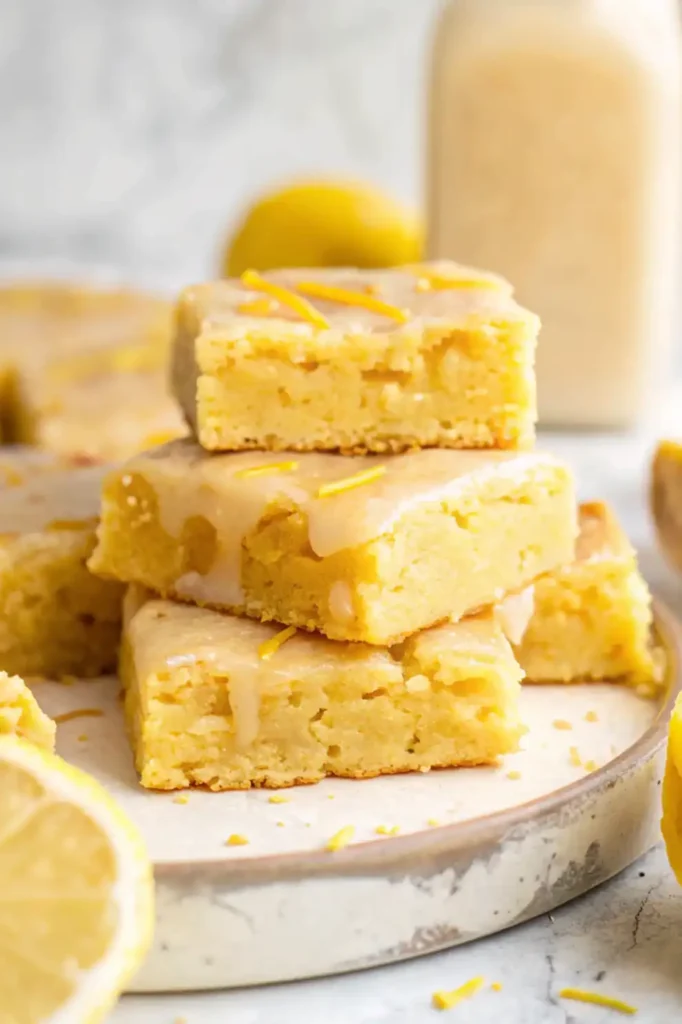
[241,270,330,329]
[427,817,441,827]
[225,833,249,847]
[268,794,289,804]
[375,825,400,836]
[506,770,522,781]
[54,708,104,724]
[569,746,583,768]
[491,982,503,992]
[585,710,599,723]
[552,719,573,731]
[258,625,297,661]
[295,280,409,323]
[317,465,386,498]
[432,976,485,1011]
[326,825,355,852]
[559,988,637,1015]
[173,794,189,805]
[235,460,299,480]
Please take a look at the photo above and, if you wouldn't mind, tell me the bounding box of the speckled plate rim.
[153,597,680,887]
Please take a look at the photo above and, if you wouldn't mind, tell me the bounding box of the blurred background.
[0,0,437,288]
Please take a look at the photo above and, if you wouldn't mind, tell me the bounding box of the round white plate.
[34,602,680,992]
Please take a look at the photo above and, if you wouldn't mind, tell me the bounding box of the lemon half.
[224,179,423,276]
[0,736,154,1023]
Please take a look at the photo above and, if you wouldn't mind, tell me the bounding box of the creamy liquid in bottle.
[427,0,682,426]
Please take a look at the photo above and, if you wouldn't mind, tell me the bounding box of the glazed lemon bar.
[0,672,55,750]
[171,261,538,453]
[515,502,656,684]
[0,281,184,459]
[0,462,124,678]
[90,441,576,645]
[122,586,524,790]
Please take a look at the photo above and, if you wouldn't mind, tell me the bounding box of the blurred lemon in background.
[223,179,423,276]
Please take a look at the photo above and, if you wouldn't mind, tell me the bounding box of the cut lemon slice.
[0,736,154,1023]
[662,692,682,884]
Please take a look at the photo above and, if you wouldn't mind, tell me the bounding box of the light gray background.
[1,0,439,289]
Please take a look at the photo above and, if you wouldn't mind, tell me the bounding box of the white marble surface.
[0,0,437,289]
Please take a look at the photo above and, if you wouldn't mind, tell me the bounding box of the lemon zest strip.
[326,825,355,852]
[317,465,386,498]
[225,834,249,846]
[54,709,104,724]
[268,794,290,804]
[235,460,299,480]
[375,825,400,836]
[295,280,409,323]
[432,976,485,1010]
[258,625,297,661]
[241,270,329,329]
[559,988,637,1015]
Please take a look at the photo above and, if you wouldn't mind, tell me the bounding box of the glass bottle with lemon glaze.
[427,0,681,427]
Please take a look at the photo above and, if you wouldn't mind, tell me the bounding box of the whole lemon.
[223,180,423,276]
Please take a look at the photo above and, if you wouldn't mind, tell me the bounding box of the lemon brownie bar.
[171,261,538,453]
[0,282,184,460]
[515,502,656,684]
[90,441,576,645]
[0,463,124,678]
[0,672,55,750]
[122,585,524,790]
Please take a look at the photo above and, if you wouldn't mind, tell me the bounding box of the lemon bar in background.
[0,671,55,750]
[90,441,576,645]
[515,502,656,684]
[0,281,185,460]
[0,463,124,678]
[122,586,524,790]
[171,262,538,454]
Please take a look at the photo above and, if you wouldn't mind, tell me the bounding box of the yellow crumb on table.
[583,759,599,773]
[427,818,441,827]
[276,821,285,828]
[569,746,583,768]
[491,981,503,992]
[173,795,189,805]
[585,710,599,723]
[506,770,522,780]
[225,834,249,847]
[375,825,400,836]
[268,794,289,804]
[326,825,355,852]
[559,988,636,1015]
[432,976,485,1011]
[552,719,573,731]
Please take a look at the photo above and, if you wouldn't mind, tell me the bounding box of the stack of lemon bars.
[0,262,660,789]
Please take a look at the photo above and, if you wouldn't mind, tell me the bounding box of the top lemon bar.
[171,261,539,453]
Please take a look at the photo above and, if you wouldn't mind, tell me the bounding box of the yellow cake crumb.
[427,818,441,827]
[173,795,189,805]
[491,982,503,992]
[276,821,285,827]
[225,834,249,847]
[375,825,400,836]
[583,759,599,773]
[316,464,387,498]
[506,770,522,780]
[585,710,599,723]
[559,988,636,1015]
[569,746,583,768]
[432,976,485,1011]
[268,794,289,804]
[54,708,104,724]
[241,270,329,329]
[326,825,355,852]
[553,719,573,731]
[258,625,297,661]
